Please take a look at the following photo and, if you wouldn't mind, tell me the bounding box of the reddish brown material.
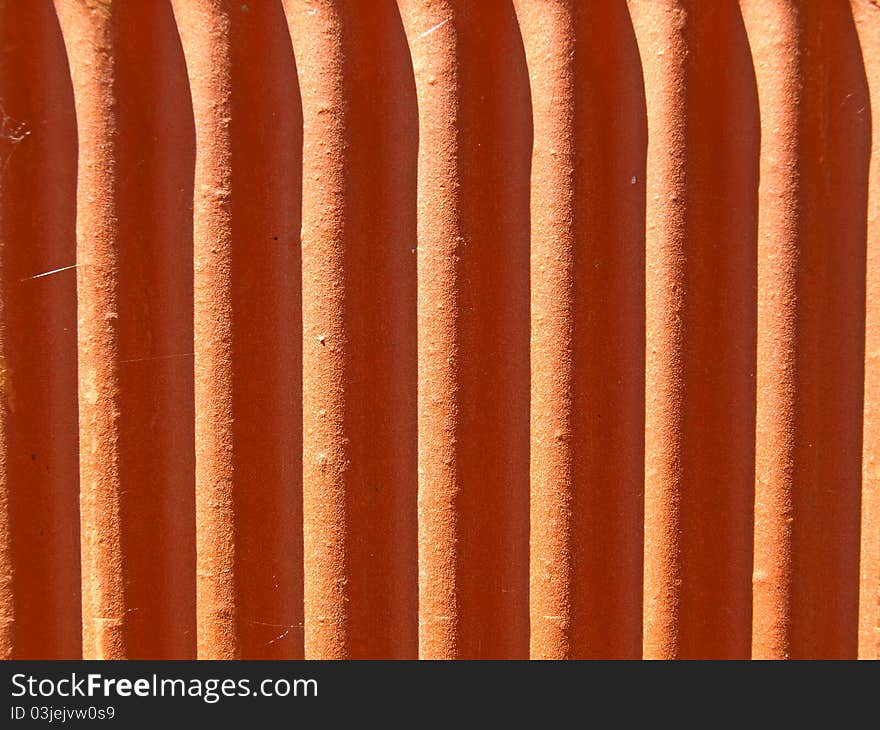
[0,0,79,659]
[517,0,645,659]
[745,0,869,659]
[0,0,876,660]
[288,0,417,660]
[173,0,302,659]
[401,0,531,659]
[55,0,196,659]
[57,0,128,660]
[635,0,759,660]
[854,0,880,661]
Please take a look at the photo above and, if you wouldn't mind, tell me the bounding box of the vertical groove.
[517,0,646,659]
[0,1,14,656]
[288,0,418,660]
[0,0,80,658]
[402,0,531,659]
[633,0,759,658]
[338,1,418,659]
[787,1,866,659]
[227,0,302,661]
[113,0,196,659]
[175,0,303,659]
[746,0,869,659]
[853,0,880,661]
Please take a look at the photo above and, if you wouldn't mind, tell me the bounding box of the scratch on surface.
[265,626,293,646]
[243,618,301,628]
[0,102,30,175]
[241,618,303,647]
[20,263,78,282]
[414,18,449,41]
[120,352,194,365]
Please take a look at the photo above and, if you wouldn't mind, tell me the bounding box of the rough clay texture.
[0,0,876,660]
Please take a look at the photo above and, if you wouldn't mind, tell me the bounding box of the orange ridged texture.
[633,0,759,660]
[517,0,645,659]
[0,0,876,660]
[401,0,532,659]
[55,0,196,659]
[287,0,417,660]
[744,0,869,660]
[173,0,302,659]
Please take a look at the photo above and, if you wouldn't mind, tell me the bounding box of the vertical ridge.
[400,0,461,658]
[518,0,577,661]
[56,0,125,659]
[59,0,200,659]
[287,0,418,660]
[289,0,349,659]
[517,0,646,659]
[174,0,303,659]
[631,0,688,658]
[744,0,801,659]
[746,0,869,659]
[402,0,531,659]
[633,0,759,658]
[172,0,236,659]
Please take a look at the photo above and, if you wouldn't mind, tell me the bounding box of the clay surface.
[0,0,875,660]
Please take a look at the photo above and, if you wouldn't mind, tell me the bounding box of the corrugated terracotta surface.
[0,0,877,660]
